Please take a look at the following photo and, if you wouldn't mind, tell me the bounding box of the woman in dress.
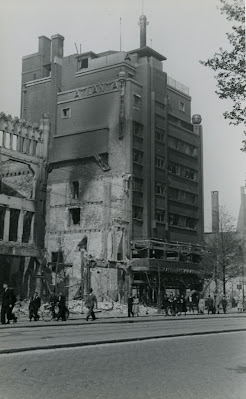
[132,295,140,316]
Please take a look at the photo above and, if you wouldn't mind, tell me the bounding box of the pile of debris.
[12,298,157,319]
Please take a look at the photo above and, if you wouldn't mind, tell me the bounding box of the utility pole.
[80,248,85,313]
[55,247,61,295]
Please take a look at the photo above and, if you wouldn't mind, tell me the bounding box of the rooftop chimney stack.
[138,15,149,48]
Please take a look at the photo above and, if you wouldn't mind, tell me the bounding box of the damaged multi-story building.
[17,14,204,303]
[0,112,49,299]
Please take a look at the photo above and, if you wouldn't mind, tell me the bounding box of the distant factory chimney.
[138,14,149,48]
[211,191,219,232]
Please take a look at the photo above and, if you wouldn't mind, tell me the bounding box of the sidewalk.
[1,307,245,330]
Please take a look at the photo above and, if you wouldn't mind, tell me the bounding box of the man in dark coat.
[85,288,98,321]
[29,292,41,321]
[128,294,134,317]
[57,292,67,321]
[207,295,214,315]
[1,283,16,324]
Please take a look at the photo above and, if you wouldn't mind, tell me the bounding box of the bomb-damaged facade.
[16,14,204,302]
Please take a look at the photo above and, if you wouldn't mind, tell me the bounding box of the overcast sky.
[0,0,245,231]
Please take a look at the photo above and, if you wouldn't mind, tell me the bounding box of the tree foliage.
[202,207,244,294]
[200,0,245,147]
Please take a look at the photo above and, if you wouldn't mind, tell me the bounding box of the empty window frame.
[132,206,143,220]
[133,122,143,137]
[155,182,165,196]
[179,101,185,112]
[155,129,165,142]
[72,181,79,199]
[155,155,165,169]
[79,58,88,70]
[69,208,80,225]
[133,177,143,191]
[155,209,165,223]
[133,94,141,109]
[133,149,143,164]
[61,108,71,119]
[9,209,20,241]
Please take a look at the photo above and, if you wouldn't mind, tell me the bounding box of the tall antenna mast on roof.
[120,17,122,51]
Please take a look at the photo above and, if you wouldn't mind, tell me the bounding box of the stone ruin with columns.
[0,111,49,299]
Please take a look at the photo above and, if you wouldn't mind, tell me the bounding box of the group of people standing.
[161,292,229,316]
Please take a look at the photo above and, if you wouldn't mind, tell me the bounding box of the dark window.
[33,73,37,80]
[22,211,33,243]
[155,210,165,223]
[9,209,20,241]
[0,206,6,240]
[155,156,165,169]
[155,182,165,196]
[133,206,143,220]
[72,181,79,199]
[61,108,71,118]
[69,208,80,225]
[133,94,141,109]
[155,129,164,142]
[79,58,88,69]
[51,251,64,263]
[133,177,143,191]
[133,122,143,137]
[133,149,143,164]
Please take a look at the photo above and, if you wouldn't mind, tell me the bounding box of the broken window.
[9,209,20,241]
[133,122,143,137]
[132,206,143,220]
[22,211,33,243]
[61,108,71,119]
[133,177,143,191]
[78,58,88,70]
[155,129,165,142]
[0,206,6,240]
[155,209,165,223]
[155,182,165,196]
[155,156,165,169]
[133,94,141,109]
[69,208,80,225]
[133,149,143,164]
[72,181,79,199]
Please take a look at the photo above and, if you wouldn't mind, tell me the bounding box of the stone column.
[17,209,24,243]
[3,208,10,241]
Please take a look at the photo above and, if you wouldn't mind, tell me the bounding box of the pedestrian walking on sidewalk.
[128,294,134,317]
[132,295,140,316]
[198,297,205,314]
[29,292,41,321]
[207,295,214,315]
[1,283,17,324]
[222,295,228,314]
[57,292,67,321]
[85,288,98,321]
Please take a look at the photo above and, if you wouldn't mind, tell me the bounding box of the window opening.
[61,108,71,119]
[69,208,80,225]
[179,101,185,112]
[72,181,79,199]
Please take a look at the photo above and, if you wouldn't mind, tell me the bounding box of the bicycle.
[41,303,69,322]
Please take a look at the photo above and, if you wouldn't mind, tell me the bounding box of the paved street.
[0,331,245,399]
[0,316,246,353]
